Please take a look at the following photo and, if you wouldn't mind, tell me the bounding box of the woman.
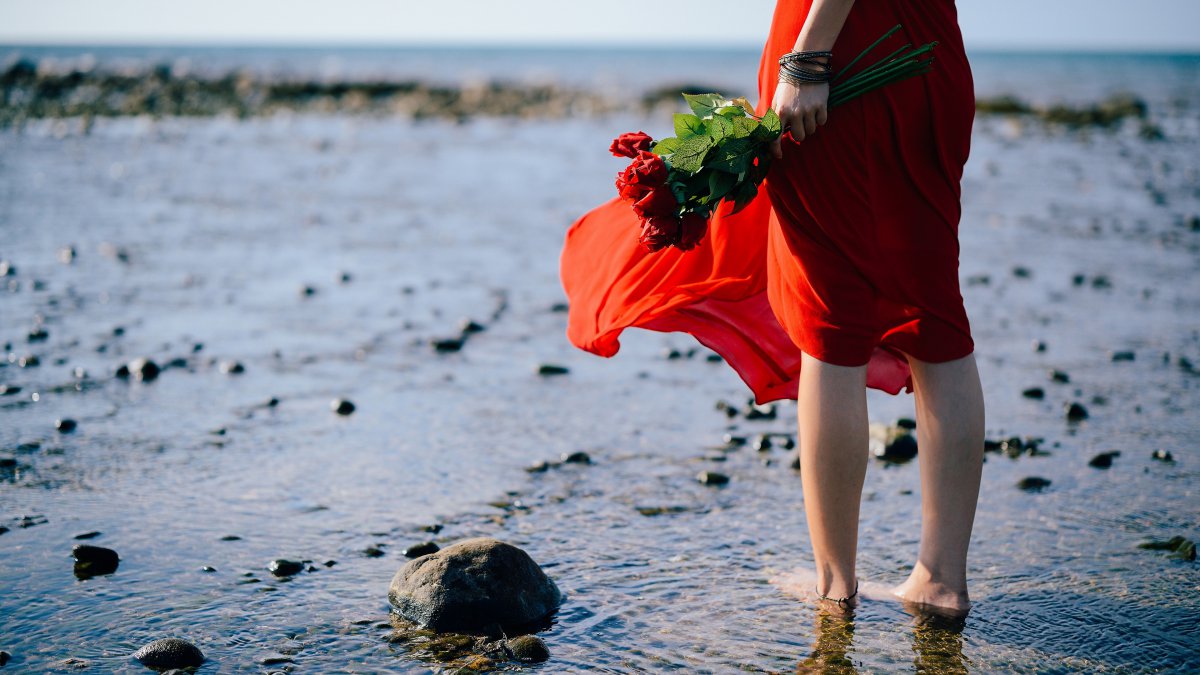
[560,0,984,615]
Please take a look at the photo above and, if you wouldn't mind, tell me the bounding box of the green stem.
[832,23,902,84]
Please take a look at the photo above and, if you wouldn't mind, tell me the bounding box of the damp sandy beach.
[1,48,1198,672]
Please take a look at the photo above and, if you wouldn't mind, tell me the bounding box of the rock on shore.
[388,537,561,634]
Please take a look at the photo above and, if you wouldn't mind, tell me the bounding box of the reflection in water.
[797,603,970,674]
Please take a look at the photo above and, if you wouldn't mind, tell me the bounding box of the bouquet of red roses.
[610,25,937,252]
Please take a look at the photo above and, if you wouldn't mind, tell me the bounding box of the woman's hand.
[769,80,829,159]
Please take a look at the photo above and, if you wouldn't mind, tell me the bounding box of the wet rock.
[743,401,776,420]
[72,544,119,578]
[1091,275,1112,289]
[73,531,101,540]
[1151,449,1174,463]
[27,327,49,342]
[895,417,917,430]
[1033,340,1047,353]
[1138,535,1196,561]
[1110,350,1135,362]
[1065,402,1089,421]
[364,546,386,558]
[536,364,569,376]
[268,559,305,577]
[0,260,14,276]
[201,566,217,572]
[752,434,772,452]
[561,451,591,464]
[506,635,550,663]
[388,537,562,633]
[697,470,729,486]
[15,355,39,368]
[58,245,77,264]
[1088,450,1120,468]
[331,399,356,415]
[549,302,568,313]
[1049,369,1070,383]
[873,429,916,461]
[300,284,317,297]
[0,384,20,396]
[705,353,723,363]
[525,460,551,473]
[220,535,242,541]
[55,418,77,433]
[0,650,9,666]
[403,541,440,558]
[1016,476,1052,492]
[219,360,245,374]
[132,638,205,669]
[338,271,352,283]
[1012,266,1032,278]
[431,337,465,353]
[0,457,17,468]
[1022,387,1045,399]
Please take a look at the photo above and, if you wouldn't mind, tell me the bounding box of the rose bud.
[639,216,681,252]
[632,187,679,220]
[676,212,708,251]
[610,131,654,158]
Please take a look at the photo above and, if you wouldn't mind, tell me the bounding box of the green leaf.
[714,105,748,119]
[707,114,733,142]
[761,109,782,135]
[673,113,706,139]
[732,116,759,138]
[731,179,759,212]
[707,170,737,202]
[651,136,681,156]
[682,93,725,118]
[707,136,758,175]
[670,135,715,174]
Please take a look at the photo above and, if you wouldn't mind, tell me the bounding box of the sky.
[1,0,1199,52]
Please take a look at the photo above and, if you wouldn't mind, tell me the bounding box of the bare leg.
[891,352,985,614]
[797,351,869,608]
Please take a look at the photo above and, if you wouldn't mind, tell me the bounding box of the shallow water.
[2,72,1199,672]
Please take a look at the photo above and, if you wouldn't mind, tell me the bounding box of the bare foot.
[769,567,897,613]
[890,577,971,618]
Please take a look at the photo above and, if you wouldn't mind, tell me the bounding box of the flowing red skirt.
[560,0,975,403]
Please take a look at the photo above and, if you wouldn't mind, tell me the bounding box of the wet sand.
[1,59,1198,671]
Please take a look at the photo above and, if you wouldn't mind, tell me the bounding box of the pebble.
[268,559,305,577]
[561,451,591,464]
[1022,387,1045,399]
[1050,369,1070,383]
[27,327,49,342]
[55,418,77,433]
[706,353,723,363]
[0,260,13,276]
[1088,450,1120,468]
[752,434,772,452]
[0,457,17,468]
[1065,402,1089,421]
[875,433,918,462]
[0,650,9,666]
[132,638,205,669]
[219,360,245,374]
[72,544,119,577]
[896,417,917,430]
[506,635,550,663]
[537,364,569,376]
[58,245,76,263]
[459,318,486,334]
[431,337,465,353]
[743,401,776,420]
[126,357,160,382]
[300,284,317,297]
[697,470,730,486]
[403,541,439,558]
[1151,449,1174,462]
[1017,476,1052,492]
[1137,535,1197,561]
[73,531,101,540]
[201,566,217,572]
[1033,340,1047,352]
[338,271,352,283]
[331,399,356,415]
[0,384,20,396]
[1110,350,1135,362]
[364,546,386,558]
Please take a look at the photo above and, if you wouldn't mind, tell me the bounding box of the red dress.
[560,0,975,403]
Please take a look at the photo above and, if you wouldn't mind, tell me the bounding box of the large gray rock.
[388,537,561,633]
[132,638,205,669]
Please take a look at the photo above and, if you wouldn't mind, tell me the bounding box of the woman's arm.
[770,0,856,157]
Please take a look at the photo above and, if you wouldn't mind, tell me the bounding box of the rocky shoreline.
[0,58,1161,129]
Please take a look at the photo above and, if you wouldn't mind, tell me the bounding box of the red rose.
[617,150,669,202]
[632,186,678,220]
[676,212,708,251]
[610,131,653,158]
[639,216,680,252]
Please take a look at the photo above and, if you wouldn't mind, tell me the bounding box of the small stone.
[0,384,20,396]
[16,355,39,368]
[56,418,77,433]
[697,470,729,486]
[1151,449,1174,462]
[201,566,217,572]
[338,271,353,283]
[58,245,77,264]
[1033,340,1047,352]
[1071,273,1086,286]
[875,433,918,462]
[1017,476,1052,492]
[459,318,486,334]
[1012,266,1032,278]
[0,260,14,276]
[0,650,9,666]
[537,364,569,376]
[219,360,245,374]
[743,401,776,420]
[127,357,160,382]
[1050,369,1070,383]
[403,541,439,558]
[506,635,550,663]
[526,460,551,473]
[789,454,801,470]
[705,353,723,363]
[331,399,355,415]
[549,302,569,313]
[28,327,49,342]
[72,544,119,577]
[364,546,386,558]
[1065,402,1089,421]
[132,638,205,669]
[664,348,683,360]
[752,434,772,452]
[1091,275,1112,289]
[1088,451,1120,468]
[1110,350,1135,362]
[324,560,337,567]
[268,559,305,577]
[561,451,591,464]
[1022,387,1045,399]
[73,531,101,540]
[220,535,242,541]
[431,337,465,353]
[0,457,17,468]
[300,284,317,297]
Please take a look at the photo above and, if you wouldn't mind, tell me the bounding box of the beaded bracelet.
[815,580,859,608]
[778,49,834,85]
